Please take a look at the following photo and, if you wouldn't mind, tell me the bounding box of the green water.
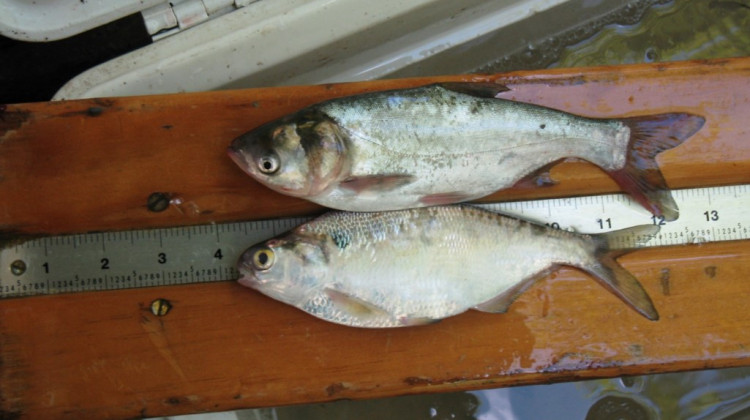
[477,0,750,74]
[553,0,750,67]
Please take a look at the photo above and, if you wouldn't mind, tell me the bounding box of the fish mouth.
[237,272,260,289]
[227,146,255,177]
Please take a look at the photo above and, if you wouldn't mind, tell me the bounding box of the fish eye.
[257,154,280,174]
[252,248,275,271]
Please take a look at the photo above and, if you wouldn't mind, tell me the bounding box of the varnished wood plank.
[0,58,749,236]
[2,58,750,418]
[1,241,749,419]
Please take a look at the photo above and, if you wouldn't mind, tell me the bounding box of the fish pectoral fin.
[473,267,556,313]
[324,288,391,318]
[339,174,415,193]
[511,159,564,190]
[437,82,511,98]
[325,289,441,327]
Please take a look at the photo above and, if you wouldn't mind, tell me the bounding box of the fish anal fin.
[419,191,476,206]
[473,267,557,314]
[511,159,564,190]
[473,292,517,314]
[611,113,705,221]
[339,174,415,193]
[438,82,511,98]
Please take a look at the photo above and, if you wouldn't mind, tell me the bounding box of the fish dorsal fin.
[473,267,557,313]
[438,82,510,99]
[324,288,391,319]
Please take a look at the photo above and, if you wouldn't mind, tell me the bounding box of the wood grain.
[2,58,750,418]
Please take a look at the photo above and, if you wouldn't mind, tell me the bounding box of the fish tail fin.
[582,224,661,321]
[610,113,705,221]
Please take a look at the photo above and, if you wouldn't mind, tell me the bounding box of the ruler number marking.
[704,210,720,222]
[597,218,612,230]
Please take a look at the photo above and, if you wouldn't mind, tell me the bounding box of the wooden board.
[1,59,748,236]
[1,57,750,418]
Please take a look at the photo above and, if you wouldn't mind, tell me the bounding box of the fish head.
[236,234,329,307]
[228,110,347,197]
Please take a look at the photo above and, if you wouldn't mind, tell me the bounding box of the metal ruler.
[2,184,749,299]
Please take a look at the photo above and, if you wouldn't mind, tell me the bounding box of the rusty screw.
[147,192,171,212]
[150,298,172,316]
[10,260,26,276]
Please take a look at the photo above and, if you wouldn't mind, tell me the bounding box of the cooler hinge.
[142,0,258,41]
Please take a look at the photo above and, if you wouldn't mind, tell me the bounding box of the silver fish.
[228,83,704,221]
[236,205,659,328]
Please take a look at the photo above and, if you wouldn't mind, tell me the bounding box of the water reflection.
[477,0,750,74]
[274,391,479,420]
[464,367,750,420]
[551,0,750,68]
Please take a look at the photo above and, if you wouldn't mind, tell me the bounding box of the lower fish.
[228,82,705,220]
[236,205,660,328]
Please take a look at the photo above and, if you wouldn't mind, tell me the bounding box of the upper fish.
[228,82,705,220]
[236,205,660,328]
